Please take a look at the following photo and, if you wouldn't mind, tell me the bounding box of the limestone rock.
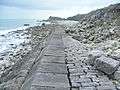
[95,56,119,75]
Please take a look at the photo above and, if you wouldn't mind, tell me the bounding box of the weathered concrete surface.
[21,25,70,90]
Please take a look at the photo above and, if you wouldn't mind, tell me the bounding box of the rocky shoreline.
[0,24,53,89]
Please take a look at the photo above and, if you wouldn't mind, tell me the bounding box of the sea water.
[0,19,44,35]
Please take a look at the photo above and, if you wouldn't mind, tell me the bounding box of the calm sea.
[0,19,41,30]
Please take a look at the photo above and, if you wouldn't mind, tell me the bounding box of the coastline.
[0,21,50,78]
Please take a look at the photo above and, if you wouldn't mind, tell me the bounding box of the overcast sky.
[0,0,120,19]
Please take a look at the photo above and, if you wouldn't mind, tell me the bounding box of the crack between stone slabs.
[65,57,72,90]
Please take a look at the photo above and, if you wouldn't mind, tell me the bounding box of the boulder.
[94,56,119,75]
[88,50,104,65]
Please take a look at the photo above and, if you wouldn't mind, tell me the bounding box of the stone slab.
[79,87,96,90]
[47,45,64,51]
[36,63,68,74]
[94,56,119,75]
[41,56,65,64]
[44,49,65,55]
[44,51,65,57]
[31,73,70,88]
[30,86,70,90]
[97,86,116,90]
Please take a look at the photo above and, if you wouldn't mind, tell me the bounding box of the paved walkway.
[21,25,117,90]
[21,25,70,90]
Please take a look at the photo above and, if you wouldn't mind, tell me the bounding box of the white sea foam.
[0,21,50,53]
[0,26,29,35]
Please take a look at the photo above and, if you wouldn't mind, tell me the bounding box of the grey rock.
[74,77,91,83]
[94,56,120,75]
[88,50,104,65]
[79,87,96,90]
[114,67,120,81]
[97,85,116,90]
[72,87,79,90]
[81,82,99,87]
[71,82,81,87]
[99,81,114,86]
